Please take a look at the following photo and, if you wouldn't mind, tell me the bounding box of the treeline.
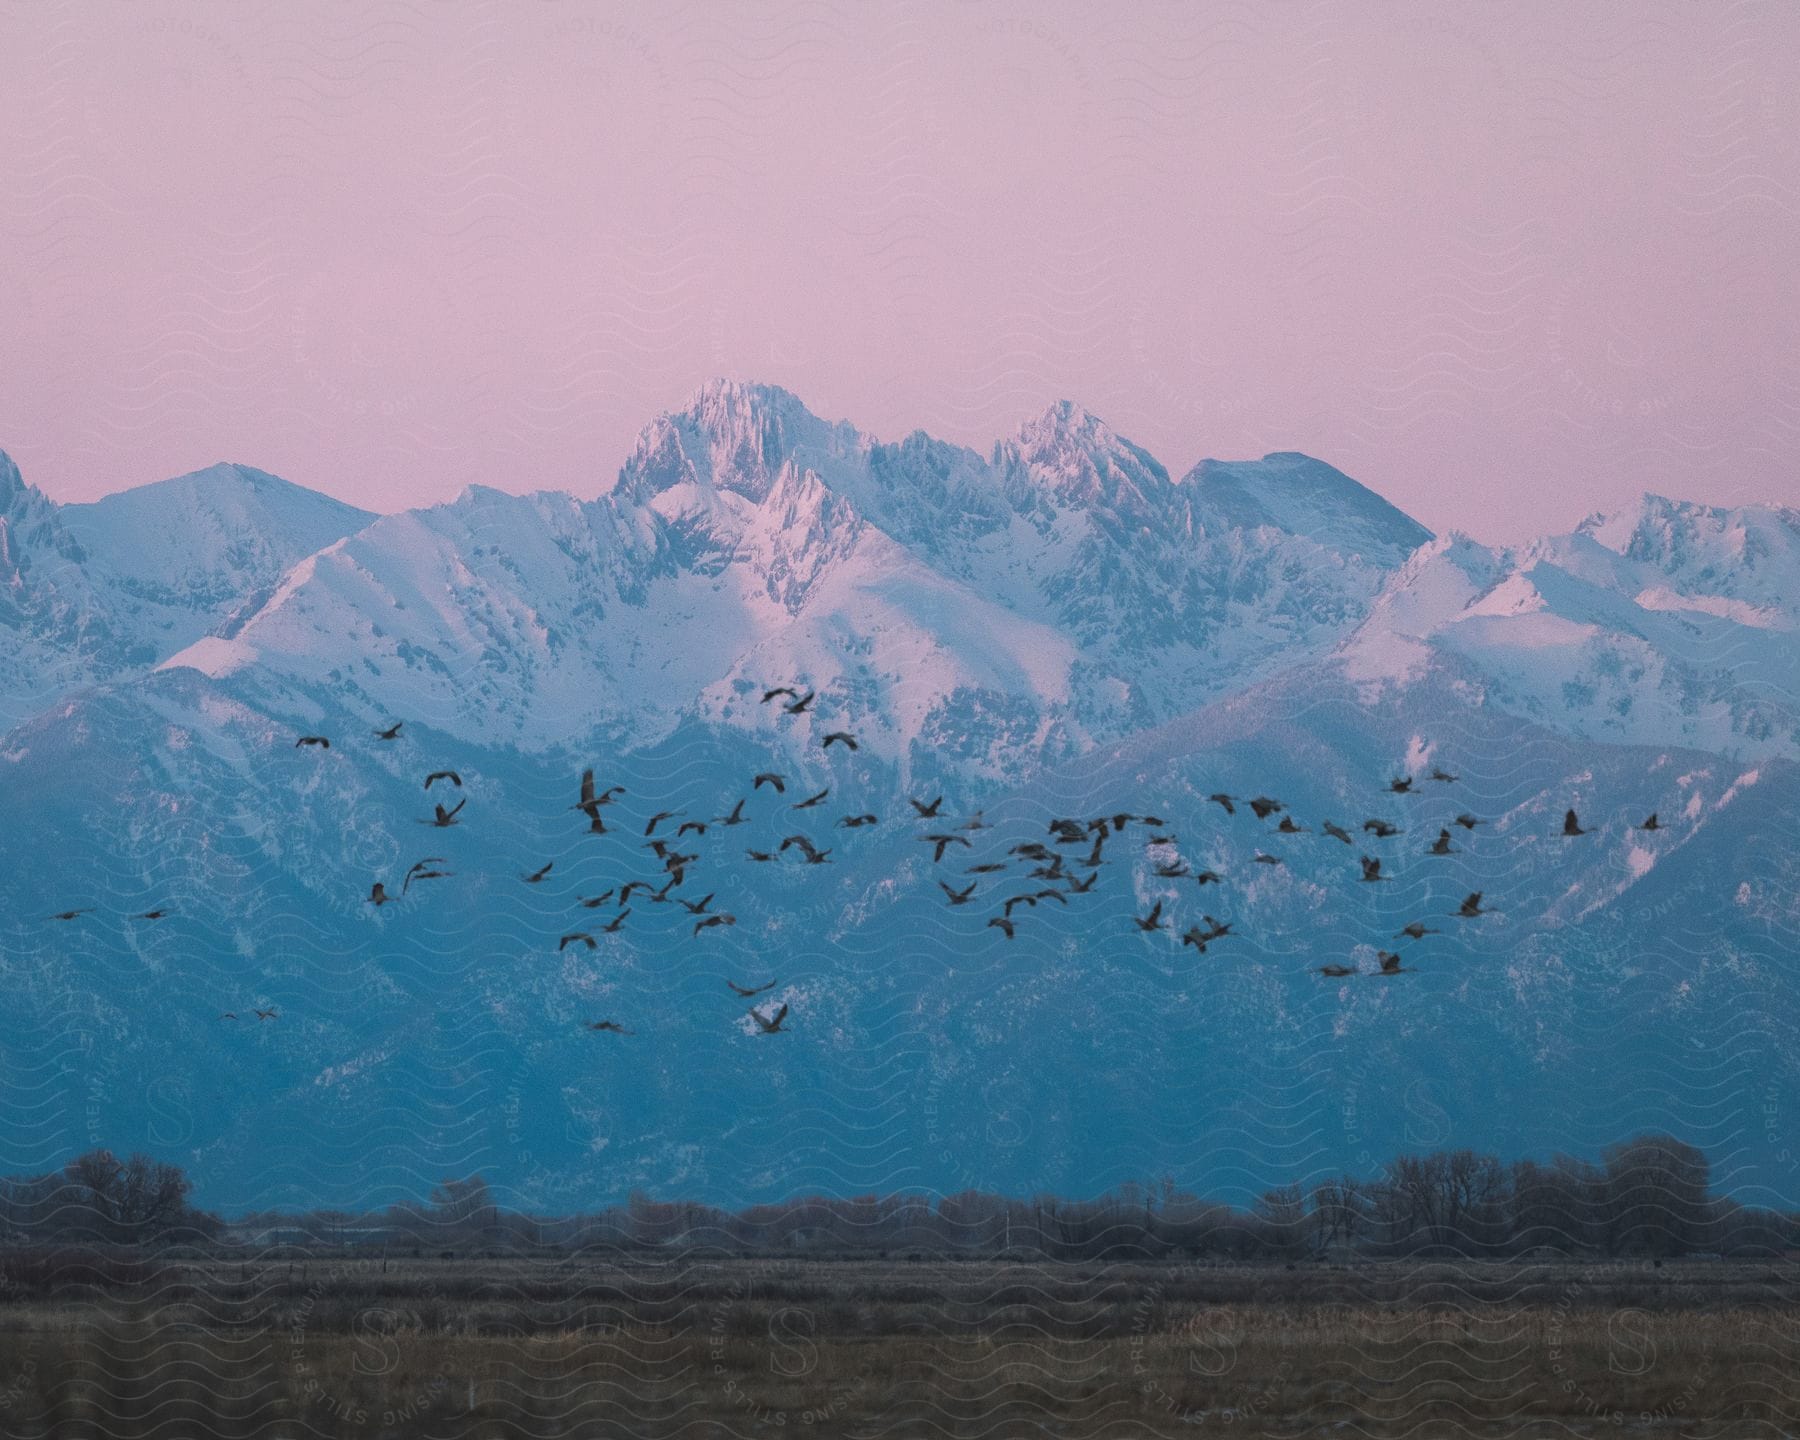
[4,1135,1795,1261]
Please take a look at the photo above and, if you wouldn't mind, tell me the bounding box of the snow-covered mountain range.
[1,381,1794,1211]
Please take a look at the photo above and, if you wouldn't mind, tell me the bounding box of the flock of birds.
[42,693,1675,1030]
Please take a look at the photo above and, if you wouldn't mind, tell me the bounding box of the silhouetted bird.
[838,813,878,828]
[987,917,1015,940]
[374,722,403,740]
[793,788,830,810]
[295,735,330,750]
[747,849,775,862]
[694,914,737,937]
[1249,796,1283,820]
[1318,964,1356,978]
[1065,873,1098,894]
[1430,765,1459,783]
[940,881,977,906]
[727,979,776,997]
[578,891,614,909]
[1180,926,1210,952]
[367,883,392,907]
[1193,869,1223,886]
[255,1008,278,1021]
[1389,777,1414,794]
[676,820,707,838]
[716,799,748,826]
[750,1003,790,1033]
[960,811,989,831]
[1002,893,1038,919]
[1376,951,1408,976]
[585,810,608,835]
[967,862,1007,875]
[586,1020,633,1034]
[218,1012,238,1021]
[1034,888,1068,907]
[522,861,554,884]
[784,692,816,715]
[46,907,91,922]
[403,858,449,894]
[754,772,786,793]
[425,770,462,789]
[1276,816,1308,834]
[909,795,943,818]
[602,910,630,933]
[922,833,971,862]
[1395,921,1441,941]
[134,909,169,921]
[780,834,822,861]
[1207,794,1237,816]
[761,686,798,704]
[645,810,682,836]
[421,800,465,828]
[821,731,858,751]
[619,880,651,905]
[1253,853,1283,866]
[1134,901,1168,933]
[1454,891,1492,918]
[1154,861,1190,878]
[1428,829,1458,856]
[572,771,623,814]
[1454,813,1483,830]
[559,933,597,951]
[678,893,715,915]
[1363,819,1402,839]
[1563,808,1590,837]
[1322,821,1353,845]
[1637,813,1662,831]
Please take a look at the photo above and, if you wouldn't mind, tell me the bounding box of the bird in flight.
[784,691,816,715]
[1363,819,1402,839]
[586,1020,634,1035]
[761,686,798,704]
[403,858,449,894]
[1427,829,1458,856]
[425,770,462,789]
[572,770,623,815]
[987,916,1016,940]
[792,787,830,810]
[1429,765,1459,783]
[559,932,597,951]
[218,1012,238,1021]
[715,799,748,826]
[374,722,403,740]
[909,795,943,818]
[1180,926,1211,952]
[1134,901,1168,933]
[677,820,708,838]
[753,772,786,793]
[1454,891,1492,918]
[1253,853,1283,867]
[367,882,393,908]
[1207,794,1237,816]
[645,810,683,836]
[694,914,737,937]
[421,800,466,828]
[921,833,972,862]
[522,862,554,884]
[1563,809,1590,837]
[960,811,989,831]
[254,1008,278,1021]
[602,910,630,933]
[1065,872,1098,894]
[821,731,858,751]
[1389,777,1414,795]
[967,861,1007,875]
[1395,921,1441,941]
[940,881,977,906]
[1193,869,1222,886]
[749,1003,790,1033]
[746,848,775,862]
[1002,893,1038,919]
[1375,951,1408,976]
[1249,796,1283,820]
[727,979,777,997]
[1318,964,1356,978]
[1321,821,1353,845]
[1153,861,1190,879]
[295,735,330,750]
[134,909,170,921]
[1276,816,1309,835]
[1636,813,1662,831]
[47,908,92,921]
[577,891,614,909]
[838,813,878,828]
[678,893,715,915]
[1453,813,1484,830]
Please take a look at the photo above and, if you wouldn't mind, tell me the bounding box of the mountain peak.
[1182,452,1432,566]
[1001,401,1171,521]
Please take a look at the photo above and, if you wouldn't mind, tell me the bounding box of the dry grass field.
[0,1251,1795,1437]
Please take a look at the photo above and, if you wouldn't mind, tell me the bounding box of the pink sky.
[1,1,1795,541]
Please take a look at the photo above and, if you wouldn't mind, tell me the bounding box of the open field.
[1,1252,1797,1436]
